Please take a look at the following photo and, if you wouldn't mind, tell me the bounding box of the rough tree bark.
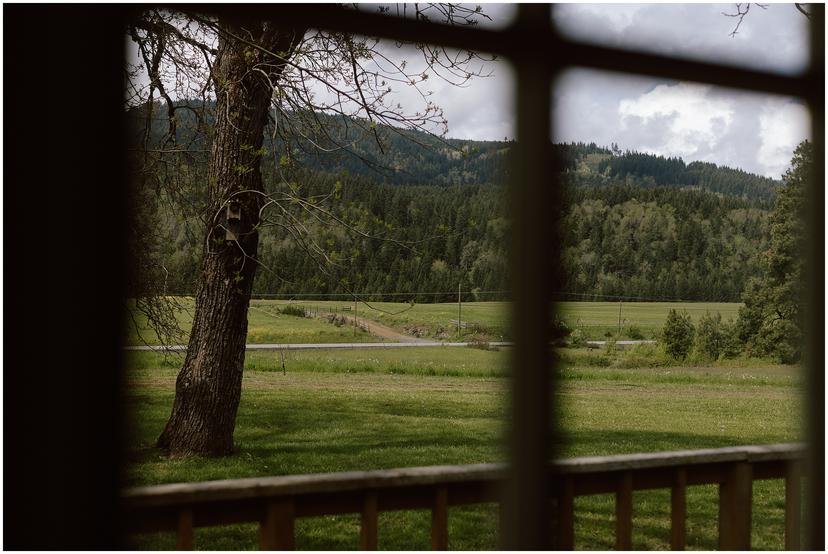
[157,20,304,457]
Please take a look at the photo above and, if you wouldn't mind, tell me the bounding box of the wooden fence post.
[718,462,752,550]
[176,508,194,550]
[785,461,801,550]
[670,468,687,550]
[360,493,379,550]
[615,472,633,550]
[260,500,296,550]
[558,478,575,550]
[431,487,448,550]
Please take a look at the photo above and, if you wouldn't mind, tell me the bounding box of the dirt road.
[324,313,428,342]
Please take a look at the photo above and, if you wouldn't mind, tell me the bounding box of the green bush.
[719,318,743,359]
[280,304,307,317]
[552,317,572,343]
[754,319,802,364]
[695,311,724,361]
[612,343,672,368]
[626,325,644,340]
[569,328,587,347]
[662,309,695,360]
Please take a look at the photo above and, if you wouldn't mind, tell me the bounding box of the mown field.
[125,298,375,346]
[125,346,802,550]
[557,301,741,340]
[126,298,742,344]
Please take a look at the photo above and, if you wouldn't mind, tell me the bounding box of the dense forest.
[132,108,780,303]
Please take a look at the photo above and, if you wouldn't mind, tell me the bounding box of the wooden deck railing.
[123,443,805,550]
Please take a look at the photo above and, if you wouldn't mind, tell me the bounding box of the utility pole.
[354,299,357,337]
[458,281,462,338]
[618,300,622,337]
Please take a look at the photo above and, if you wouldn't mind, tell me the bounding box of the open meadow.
[125,344,802,550]
[126,298,376,346]
[126,298,743,345]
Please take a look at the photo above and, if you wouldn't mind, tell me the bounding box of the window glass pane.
[553,4,810,76]
[550,68,812,548]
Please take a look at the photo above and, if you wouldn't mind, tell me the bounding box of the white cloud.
[553,68,810,178]
[758,99,812,177]
[554,3,809,76]
[618,82,734,159]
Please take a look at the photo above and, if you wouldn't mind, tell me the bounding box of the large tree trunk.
[158,21,302,457]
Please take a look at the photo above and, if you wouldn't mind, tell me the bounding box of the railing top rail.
[552,442,806,474]
[123,463,507,508]
[123,443,804,509]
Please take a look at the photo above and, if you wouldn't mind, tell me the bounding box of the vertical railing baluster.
[431,487,448,550]
[360,493,379,550]
[785,460,801,550]
[557,478,575,550]
[615,472,633,550]
[260,500,296,550]
[176,508,194,550]
[718,462,752,550]
[670,468,687,550]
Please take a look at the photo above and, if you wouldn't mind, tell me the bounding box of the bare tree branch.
[794,3,811,19]
[124,5,495,343]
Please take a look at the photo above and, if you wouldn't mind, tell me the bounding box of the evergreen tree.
[662,309,695,360]
[736,141,810,363]
[695,311,724,361]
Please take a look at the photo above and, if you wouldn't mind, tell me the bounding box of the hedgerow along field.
[126,298,742,344]
[125,344,802,550]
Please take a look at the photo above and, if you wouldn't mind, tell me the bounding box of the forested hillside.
[132,107,779,302]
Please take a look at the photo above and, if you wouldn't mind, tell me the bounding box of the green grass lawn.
[124,346,802,550]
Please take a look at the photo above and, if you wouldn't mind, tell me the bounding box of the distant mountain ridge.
[131,103,777,303]
[277,114,780,202]
[132,102,780,202]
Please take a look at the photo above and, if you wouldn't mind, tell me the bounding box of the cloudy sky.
[130,4,812,178]
[385,3,812,179]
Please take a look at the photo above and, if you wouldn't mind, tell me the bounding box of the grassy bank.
[125,347,801,550]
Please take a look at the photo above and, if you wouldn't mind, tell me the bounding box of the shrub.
[552,317,572,344]
[325,314,347,327]
[695,311,723,361]
[603,337,618,355]
[662,309,695,360]
[612,343,671,368]
[719,318,743,359]
[754,319,802,364]
[569,328,587,347]
[280,304,306,317]
[626,325,644,340]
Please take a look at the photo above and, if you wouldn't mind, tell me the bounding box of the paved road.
[585,340,656,347]
[124,340,654,352]
[124,341,514,352]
